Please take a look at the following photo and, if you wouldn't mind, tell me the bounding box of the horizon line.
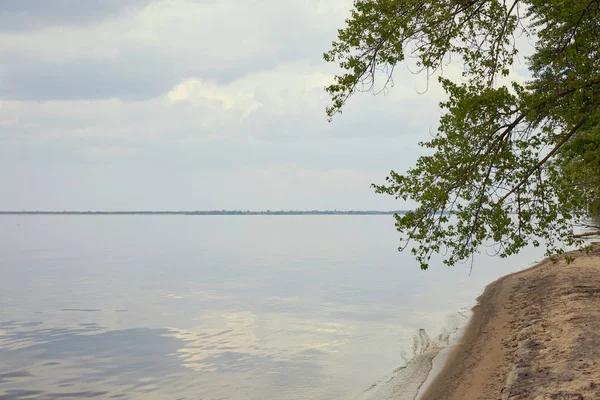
[0,210,409,215]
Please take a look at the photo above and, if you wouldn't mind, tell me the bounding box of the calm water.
[0,215,545,399]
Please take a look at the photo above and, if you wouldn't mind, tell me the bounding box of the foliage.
[324,0,600,269]
[554,115,600,217]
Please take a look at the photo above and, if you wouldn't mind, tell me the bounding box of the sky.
[0,0,528,211]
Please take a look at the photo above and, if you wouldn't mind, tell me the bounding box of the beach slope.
[420,248,600,400]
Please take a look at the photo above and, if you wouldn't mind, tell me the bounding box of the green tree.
[324,0,600,269]
[554,115,600,218]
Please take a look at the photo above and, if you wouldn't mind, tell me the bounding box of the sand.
[419,247,600,400]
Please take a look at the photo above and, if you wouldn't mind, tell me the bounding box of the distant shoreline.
[0,210,408,216]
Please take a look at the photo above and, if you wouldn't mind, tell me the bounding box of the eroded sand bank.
[420,248,600,400]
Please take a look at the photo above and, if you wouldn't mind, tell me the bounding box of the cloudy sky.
[0,0,518,211]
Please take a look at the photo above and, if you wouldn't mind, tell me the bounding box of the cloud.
[167,79,263,117]
[0,0,535,211]
[0,59,442,150]
[0,0,352,101]
[0,0,153,32]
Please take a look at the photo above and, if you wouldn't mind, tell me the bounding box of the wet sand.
[420,248,600,399]
[359,329,454,400]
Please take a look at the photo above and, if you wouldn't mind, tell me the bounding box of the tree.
[324,0,600,269]
[554,115,600,219]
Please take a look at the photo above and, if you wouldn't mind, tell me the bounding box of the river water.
[0,215,545,399]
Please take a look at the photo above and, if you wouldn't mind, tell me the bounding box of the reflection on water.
[0,316,350,399]
[0,216,545,399]
[0,322,181,399]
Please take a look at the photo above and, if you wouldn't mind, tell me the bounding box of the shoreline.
[356,310,469,400]
[419,247,600,399]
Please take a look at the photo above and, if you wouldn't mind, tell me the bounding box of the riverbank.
[420,247,600,399]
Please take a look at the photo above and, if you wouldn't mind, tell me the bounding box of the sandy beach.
[420,247,600,399]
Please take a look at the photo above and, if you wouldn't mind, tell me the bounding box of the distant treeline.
[0,210,408,216]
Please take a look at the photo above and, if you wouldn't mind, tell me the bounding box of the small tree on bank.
[324,0,600,269]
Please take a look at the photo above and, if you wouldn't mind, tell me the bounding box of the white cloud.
[1,59,436,144]
[167,79,263,117]
[0,0,353,100]
[0,0,534,210]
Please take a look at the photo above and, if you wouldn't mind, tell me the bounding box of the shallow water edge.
[357,311,469,400]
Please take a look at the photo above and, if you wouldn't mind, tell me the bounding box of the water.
[0,215,545,399]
